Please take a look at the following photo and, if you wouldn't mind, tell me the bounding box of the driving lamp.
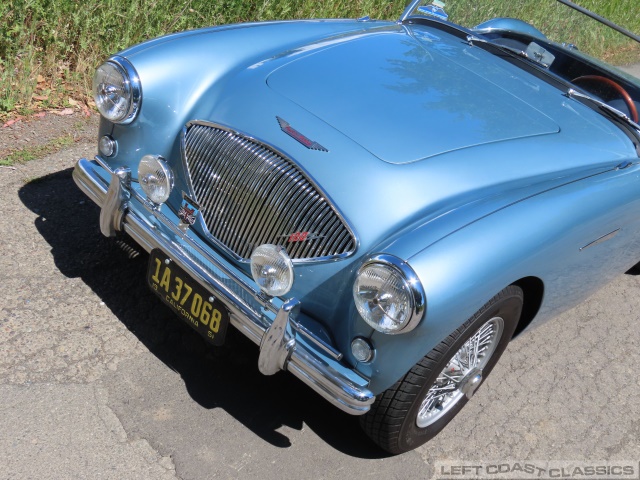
[250,244,294,297]
[138,155,174,205]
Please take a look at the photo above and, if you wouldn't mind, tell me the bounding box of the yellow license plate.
[147,249,229,346]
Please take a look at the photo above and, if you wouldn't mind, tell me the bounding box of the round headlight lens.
[250,244,294,297]
[93,58,140,124]
[353,256,424,334]
[138,155,174,205]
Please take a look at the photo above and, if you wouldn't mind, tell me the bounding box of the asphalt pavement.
[1,133,639,479]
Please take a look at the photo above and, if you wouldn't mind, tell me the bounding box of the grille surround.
[181,121,357,263]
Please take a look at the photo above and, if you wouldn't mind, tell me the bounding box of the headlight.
[250,244,294,297]
[138,155,174,204]
[353,254,425,334]
[93,56,141,124]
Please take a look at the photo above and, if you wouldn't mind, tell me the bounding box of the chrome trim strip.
[72,158,374,415]
[179,120,359,264]
[579,229,621,251]
[290,320,343,361]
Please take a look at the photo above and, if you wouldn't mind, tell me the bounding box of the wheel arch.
[511,276,544,337]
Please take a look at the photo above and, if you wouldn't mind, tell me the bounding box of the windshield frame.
[398,3,640,151]
[400,0,640,46]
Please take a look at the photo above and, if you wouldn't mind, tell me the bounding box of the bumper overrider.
[73,157,375,415]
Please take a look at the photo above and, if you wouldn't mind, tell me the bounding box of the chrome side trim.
[72,158,374,415]
[580,229,621,251]
[290,319,343,361]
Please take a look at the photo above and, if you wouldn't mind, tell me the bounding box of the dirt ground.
[0,111,98,160]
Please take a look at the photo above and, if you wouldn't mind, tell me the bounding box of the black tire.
[360,285,523,454]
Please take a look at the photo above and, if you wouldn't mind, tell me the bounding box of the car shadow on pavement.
[18,168,391,459]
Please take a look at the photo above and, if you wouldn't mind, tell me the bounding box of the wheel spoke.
[441,372,463,382]
[472,330,481,366]
[416,317,504,428]
[429,383,457,393]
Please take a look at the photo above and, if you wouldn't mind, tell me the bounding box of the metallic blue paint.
[80,11,640,400]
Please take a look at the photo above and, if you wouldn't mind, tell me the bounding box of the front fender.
[358,162,640,394]
[99,20,388,174]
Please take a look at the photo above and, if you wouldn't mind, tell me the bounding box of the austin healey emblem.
[280,231,325,243]
[178,192,200,230]
[277,116,328,152]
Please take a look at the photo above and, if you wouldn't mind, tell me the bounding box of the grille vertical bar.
[182,122,356,262]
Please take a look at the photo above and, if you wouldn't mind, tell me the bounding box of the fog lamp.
[250,244,294,297]
[351,337,374,363]
[138,154,173,205]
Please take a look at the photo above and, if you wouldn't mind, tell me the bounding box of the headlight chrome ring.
[353,254,426,334]
[93,55,141,124]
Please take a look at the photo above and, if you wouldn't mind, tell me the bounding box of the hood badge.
[280,231,325,243]
[178,192,201,231]
[277,116,328,152]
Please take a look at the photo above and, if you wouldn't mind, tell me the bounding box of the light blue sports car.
[73,0,640,453]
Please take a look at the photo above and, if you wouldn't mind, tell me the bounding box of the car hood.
[267,26,560,164]
[119,20,637,259]
[110,19,640,347]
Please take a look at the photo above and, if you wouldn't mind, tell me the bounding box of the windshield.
[401,0,640,78]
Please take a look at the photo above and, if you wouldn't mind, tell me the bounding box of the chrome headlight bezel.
[353,254,426,334]
[93,55,141,125]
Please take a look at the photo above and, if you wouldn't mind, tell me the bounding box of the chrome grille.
[182,122,356,261]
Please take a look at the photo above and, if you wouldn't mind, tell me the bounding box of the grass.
[1,0,639,117]
[447,0,640,65]
[0,135,74,166]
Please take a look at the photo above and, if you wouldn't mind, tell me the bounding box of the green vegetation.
[0,135,74,166]
[1,0,639,117]
[447,0,640,64]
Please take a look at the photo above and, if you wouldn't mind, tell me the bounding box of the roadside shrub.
[0,0,638,116]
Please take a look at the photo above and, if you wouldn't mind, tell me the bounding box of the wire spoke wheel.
[360,286,523,454]
[416,317,504,427]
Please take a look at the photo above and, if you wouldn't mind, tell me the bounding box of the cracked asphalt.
[1,114,639,479]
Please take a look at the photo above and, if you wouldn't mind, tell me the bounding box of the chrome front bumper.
[73,158,375,415]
